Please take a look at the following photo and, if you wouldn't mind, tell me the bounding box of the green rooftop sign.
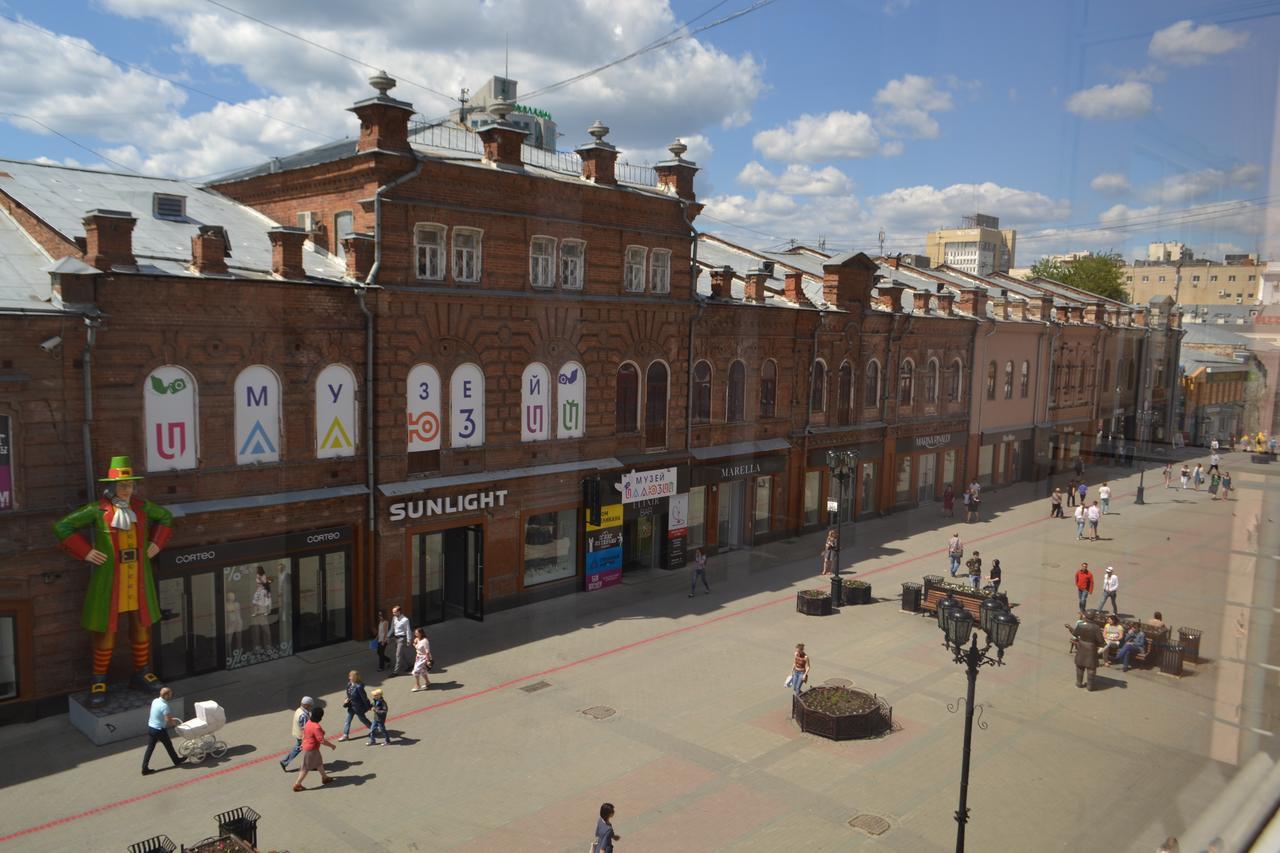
[513,104,552,121]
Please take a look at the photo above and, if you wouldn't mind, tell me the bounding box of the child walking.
[367,688,391,746]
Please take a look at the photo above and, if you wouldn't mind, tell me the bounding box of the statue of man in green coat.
[53,456,173,707]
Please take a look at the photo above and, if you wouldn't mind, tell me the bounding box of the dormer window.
[153,193,186,220]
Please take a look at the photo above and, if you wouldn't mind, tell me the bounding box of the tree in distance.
[1031,252,1129,302]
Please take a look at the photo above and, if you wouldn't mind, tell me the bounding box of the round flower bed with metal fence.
[792,686,893,740]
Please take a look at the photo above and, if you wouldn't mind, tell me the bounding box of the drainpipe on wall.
[806,309,824,434]
[969,317,996,485]
[1041,320,1063,479]
[81,315,101,501]
[681,198,701,458]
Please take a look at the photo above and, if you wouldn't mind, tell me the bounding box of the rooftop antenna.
[878,227,886,257]
[458,87,470,126]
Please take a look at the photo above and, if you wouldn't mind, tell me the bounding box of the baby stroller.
[174,700,228,762]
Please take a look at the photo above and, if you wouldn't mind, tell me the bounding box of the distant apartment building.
[1126,258,1263,305]
[1148,241,1193,263]
[448,75,558,151]
[925,213,1016,275]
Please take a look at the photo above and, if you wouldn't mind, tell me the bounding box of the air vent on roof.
[153,193,186,220]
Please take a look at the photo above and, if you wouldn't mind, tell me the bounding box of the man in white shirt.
[389,605,412,676]
[1211,438,1219,452]
[1098,482,1111,515]
[1086,501,1101,541]
[1209,452,1221,474]
[1099,567,1119,615]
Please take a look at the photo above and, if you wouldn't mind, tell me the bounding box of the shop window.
[898,359,914,406]
[560,239,585,289]
[223,561,291,669]
[0,614,15,699]
[650,248,671,293]
[811,359,827,413]
[693,360,712,423]
[1020,360,1030,398]
[942,450,956,490]
[759,359,777,417]
[925,358,939,405]
[754,476,772,535]
[615,363,639,433]
[1003,361,1014,399]
[861,462,877,515]
[688,486,707,548]
[948,358,963,402]
[414,223,446,281]
[978,444,994,485]
[524,509,579,586]
[530,236,556,288]
[837,361,852,425]
[624,245,646,292]
[803,470,821,526]
[452,227,482,283]
[727,360,746,422]
[895,456,913,504]
[986,360,997,400]
[644,361,668,448]
[864,359,880,408]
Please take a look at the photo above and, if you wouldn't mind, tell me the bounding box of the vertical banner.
[585,503,623,591]
[0,414,11,511]
[315,363,357,459]
[450,363,485,448]
[144,365,198,472]
[667,492,688,570]
[521,362,550,442]
[234,365,281,465]
[406,363,442,452]
[556,361,586,438]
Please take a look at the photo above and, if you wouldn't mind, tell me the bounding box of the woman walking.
[1050,488,1064,518]
[689,548,710,597]
[1179,464,1191,490]
[942,483,955,518]
[1209,471,1221,500]
[338,670,373,741]
[1221,471,1233,500]
[1193,463,1205,490]
[411,627,432,692]
[593,803,621,852]
[293,707,336,791]
[966,488,981,523]
[374,609,389,672]
[1162,464,1172,489]
[820,531,837,576]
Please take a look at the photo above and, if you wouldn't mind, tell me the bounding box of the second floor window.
[811,360,827,413]
[865,360,880,408]
[414,224,445,281]
[925,359,939,404]
[561,240,584,289]
[616,363,639,432]
[453,228,482,283]
[693,361,712,422]
[948,359,963,402]
[650,249,671,293]
[760,359,777,417]
[727,360,746,422]
[1003,361,1014,399]
[624,246,646,292]
[898,360,914,406]
[986,361,997,400]
[1020,361,1030,398]
[530,237,556,289]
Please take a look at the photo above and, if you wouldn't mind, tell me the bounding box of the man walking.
[689,548,710,597]
[1074,455,1084,478]
[1087,501,1102,541]
[966,551,983,591]
[1098,567,1118,615]
[1067,478,1078,508]
[142,687,185,775]
[947,532,963,577]
[280,696,313,772]
[1074,502,1086,540]
[389,605,411,676]
[1075,563,1094,611]
[1072,613,1105,691]
[1098,482,1111,515]
[1208,451,1221,475]
[1077,480,1088,506]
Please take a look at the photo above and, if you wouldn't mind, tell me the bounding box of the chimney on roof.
[912,291,931,313]
[885,255,900,269]
[821,252,879,309]
[82,209,136,271]
[342,232,375,280]
[744,267,767,303]
[1084,303,1104,325]
[1028,295,1054,321]
[478,100,527,168]
[957,288,988,317]
[783,270,805,305]
[190,225,229,275]
[709,265,733,299]
[348,71,414,155]
[268,226,308,279]
[1170,309,1183,330]
[1132,307,1147,327]
[1009,299,1026,321]
[936,291,955,316]
[1069,306,1085,323]
[876,282,907,312]
[576,121,618,186]
[654,139,699,201]
[1055,305,1071,323]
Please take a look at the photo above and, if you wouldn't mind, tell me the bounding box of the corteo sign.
[389,489,509,522]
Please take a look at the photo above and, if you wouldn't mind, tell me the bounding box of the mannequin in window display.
[225,591,244,660]
[250,565,274,650]
[53,456,173,707]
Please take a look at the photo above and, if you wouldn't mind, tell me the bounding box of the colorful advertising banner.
[234,365,282,465]
[622,467,677,504]
[585,503,623,591]
[667,492,688,570]
[0,414,11,511]
[144,364,199,472]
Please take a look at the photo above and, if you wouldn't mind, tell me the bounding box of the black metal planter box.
[792,688,893,740]
[842,582,872,606]
[796,591,833,616]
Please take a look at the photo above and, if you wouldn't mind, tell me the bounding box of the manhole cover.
[520,680,551,693]
[582,706,616,720]
[849,814,891,836]
[823,678,853,688]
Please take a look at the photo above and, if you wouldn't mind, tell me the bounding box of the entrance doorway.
[622,504,668,571]
[156,570,220,680]
[412,525,484,625]
[918,452,937,503]
[717,479,748,549]
[295,551,350,651]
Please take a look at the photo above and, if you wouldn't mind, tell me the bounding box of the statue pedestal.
[68,686,183,746]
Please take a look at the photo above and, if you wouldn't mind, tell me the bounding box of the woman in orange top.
[788,643,811,696]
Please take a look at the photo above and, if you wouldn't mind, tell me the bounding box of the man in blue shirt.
[142,687,185,775]
[1113,627,1147,672]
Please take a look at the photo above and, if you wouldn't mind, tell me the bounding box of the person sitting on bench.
[1100,615,1124,666]
[1113,625,1147,672]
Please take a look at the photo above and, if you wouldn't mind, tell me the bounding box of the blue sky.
[0,0,1274,262]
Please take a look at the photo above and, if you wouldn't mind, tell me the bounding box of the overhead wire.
[0,113,143,174]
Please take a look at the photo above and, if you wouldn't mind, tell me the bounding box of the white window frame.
[414,223,446,282]
[650,248,671,294]
[624,245,647,292]
[334,210,354,261]
[560,239,585,290]
[530,236,556,289]
[452,227,483,284]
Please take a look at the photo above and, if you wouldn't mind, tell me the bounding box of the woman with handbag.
[819,531,836,576]
[337,670,373,741]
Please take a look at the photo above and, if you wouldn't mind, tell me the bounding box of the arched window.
[759,359,777,418]
[1078,361,1089,396]
[925,358,939,405]
[985,361,997,400]
[1127,358,1136,391]
[1019,361,1030,398]
[146,364,200,471]
[727,360,746,422]
[810,359,827,413]
[864,359,881,408]
[645,361,669,448]
[615,363,639,432]
[837,361,853,425]
[693,360,712,423]
[948,359,963,402]
[1003,361,1014,399]
[1102,359,1112,392]
[898,358,914,406]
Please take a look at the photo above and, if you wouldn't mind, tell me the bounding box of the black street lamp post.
[1135,408,1152,505]
[937,595,1020,853]
[826,448,860,602]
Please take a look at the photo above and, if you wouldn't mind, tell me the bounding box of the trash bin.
[1160,643,1184,677]
[214,806,262,847]
[1178,627,1202,663]
[127,836,175,853]
[902,582,922,613]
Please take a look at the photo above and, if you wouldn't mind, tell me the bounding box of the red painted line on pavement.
[0,496,1073,843]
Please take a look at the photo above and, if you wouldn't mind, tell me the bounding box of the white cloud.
[621,134,714,167]
[1090,172,1131,195]
[1143,163,1262,205]
[701,190,865,248]
[880,140,905,157]
[868,182,1071,235]
[753,111,880,163]
[1065,81,1153,120]
[1149,20,1248,66]
[736,161,854,196]
[874,74,953,138]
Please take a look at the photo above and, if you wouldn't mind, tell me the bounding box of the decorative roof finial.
[369,71,396,97]
[667,138,688,160]
[588,120,610,142]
